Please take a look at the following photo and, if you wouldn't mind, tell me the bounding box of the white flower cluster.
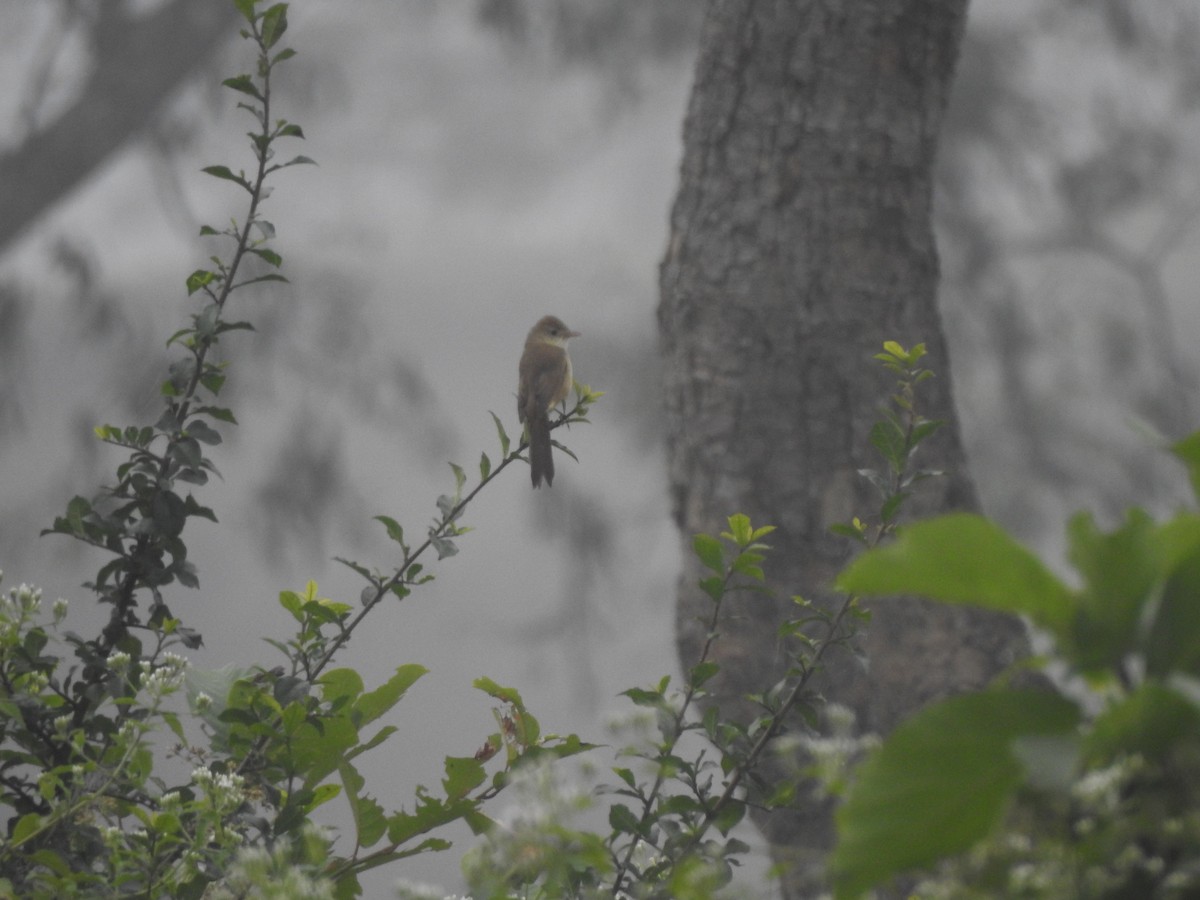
[192,767,247,812]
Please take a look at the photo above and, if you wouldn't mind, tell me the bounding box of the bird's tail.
[528,412,554,488]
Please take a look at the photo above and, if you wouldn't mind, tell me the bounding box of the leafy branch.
[601,342,946,896]
[317,383,602,684]
[42,0,309,698]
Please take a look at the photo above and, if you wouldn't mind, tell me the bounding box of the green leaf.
[201,165,251,192]
[200,370,226,396]
[699,575,725,603]
[186,269,217,296]
[909,418,945,447]
[731,550,767,581]
[185,419,222,446]
[449,462,467,493]
[1143,540,1200,677]
[693,533,724,573]
[1172,430,1200,502]
[339,760,387,848]
[1084,682,1200,766]
[869,419,907,473]
[248,246,282,267]
[221,74,263,101]
[319,667,364,705]
[1065,510,1160,672]
[233,0,256,23]
[261,3,288,47]
[269,154,317,171]
[836,513,1074,639]
[723,513,754,546]
[474,677,524,708]
[479,452,491,481]
[689,660,720,688]
[374,515,405,548]
[12,812,42,843]
[196,405,238,425]
[443,756,486,801]
[879,491,908,524]
[831,689,1080,898]
[712,798,746,836]
[490,411,511,457]
[608,802,643,837]
[354,664,427,726]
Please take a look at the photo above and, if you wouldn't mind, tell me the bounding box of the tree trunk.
[657,1,1027,894]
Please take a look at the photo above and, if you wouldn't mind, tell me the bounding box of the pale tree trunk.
[657,1,1027,894]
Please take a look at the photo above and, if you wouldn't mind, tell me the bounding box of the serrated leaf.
[339,760,387,848]
[473,677,524,707]
[443,756,486,801]
[354,664,427,726]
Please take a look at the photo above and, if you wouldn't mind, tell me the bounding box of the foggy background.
[1,1,1198,895]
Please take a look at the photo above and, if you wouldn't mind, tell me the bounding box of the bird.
[518,315,580,488]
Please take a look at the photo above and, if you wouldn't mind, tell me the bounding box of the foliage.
[831,430,1200,896]
[15,2,1196,898]
[448,341,949,898]
[0,4,597,897]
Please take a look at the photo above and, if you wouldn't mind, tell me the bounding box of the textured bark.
[657,1,1027,894]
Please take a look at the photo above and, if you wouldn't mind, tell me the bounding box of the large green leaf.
[1065,510,1159,672]
[354,664,427,726]
[1144,544,1200,677]
[1084,682,1200,766]
[831,689,1080,898]
[836,514,1074,638]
